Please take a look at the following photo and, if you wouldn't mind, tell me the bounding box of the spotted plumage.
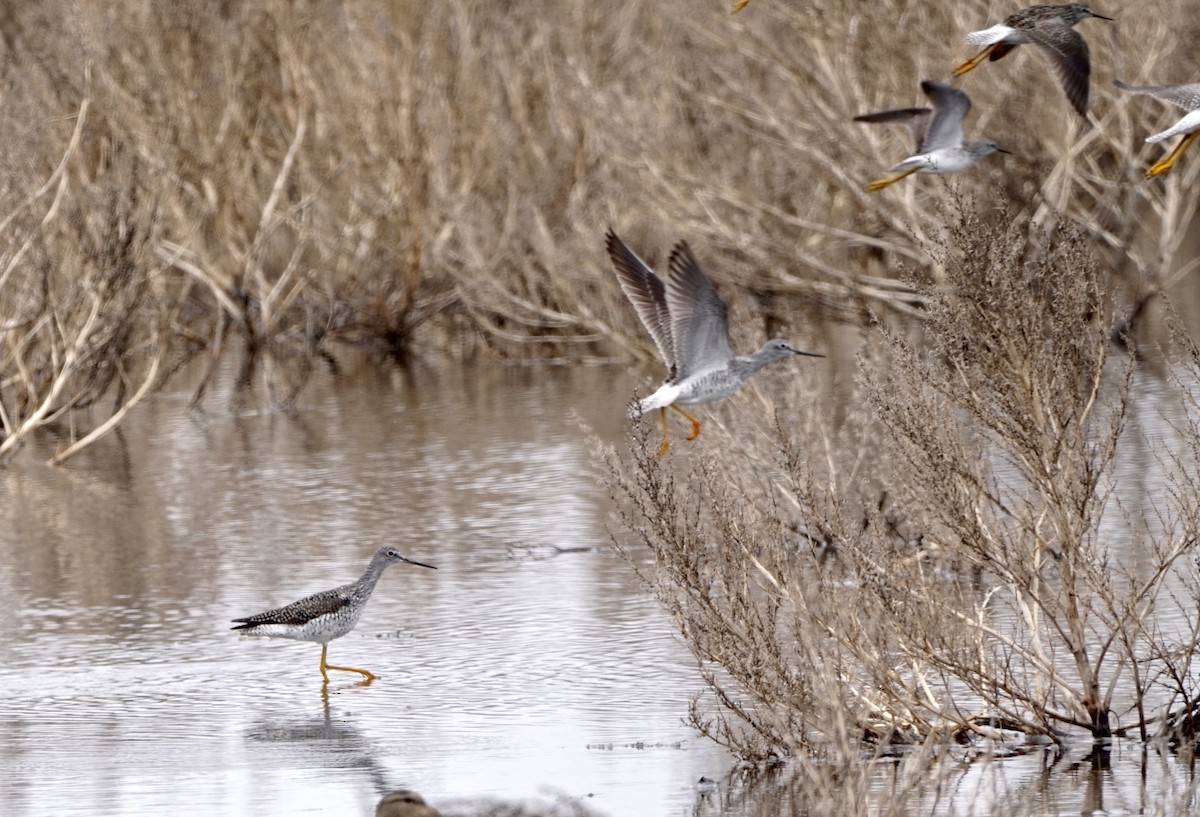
[232,545,437,682]
[954,4,1113,116]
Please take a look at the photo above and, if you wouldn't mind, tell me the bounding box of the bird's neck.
[736,347,789,376]
[355,554,391,593]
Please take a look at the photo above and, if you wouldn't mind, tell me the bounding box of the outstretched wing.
[606,230,676,374]
[664,241,734,379]
[1114,80,1200,112]
[920,81,970,152]
[853,107,933,153]
[1024,26,1091,115]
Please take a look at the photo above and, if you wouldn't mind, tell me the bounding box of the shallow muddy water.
[0,360,735,816]
[0,356,1198,816]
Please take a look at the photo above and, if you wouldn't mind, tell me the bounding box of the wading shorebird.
[605,230,823,457]
[232,546,436,683]
[953,4,1113,116]
[1114,79,1200,178]
[855,81,1009,192]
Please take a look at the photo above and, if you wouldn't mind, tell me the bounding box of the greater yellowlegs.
[232,546,436,682]
[953,4,1112,116]
[1114,80,1200,178]
[855,81,1009,191]
[376,790,442,817]
[606,230,822,457]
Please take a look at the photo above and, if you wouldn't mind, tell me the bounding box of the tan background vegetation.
[0,0,1196,451]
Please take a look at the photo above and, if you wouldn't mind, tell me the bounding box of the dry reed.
[1,0,1197,460]
[603,193,1200,761]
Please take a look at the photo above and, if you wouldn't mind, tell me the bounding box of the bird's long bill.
[794,349,825,358]
[403,557,438,569]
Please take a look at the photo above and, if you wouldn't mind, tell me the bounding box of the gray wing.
[1023,25,1091,115]
[231,588,350,629]
[664,241,734,379]
[853,107,934,152]
[606,230,675,373]
[1114,80,1200,111]
[920,81,970,151]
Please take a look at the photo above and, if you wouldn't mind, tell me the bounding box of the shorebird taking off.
[232,545,436,683]
[854,81,1009,192]
[953,4,1112,116]
[1114,80,1200,178]
[606,230,822,457]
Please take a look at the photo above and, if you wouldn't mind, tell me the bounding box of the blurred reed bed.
[0,0,1195,453]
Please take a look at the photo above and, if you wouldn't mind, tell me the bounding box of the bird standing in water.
[953,4,1113,116]
[606,230,822,457]
[232,545,436,682]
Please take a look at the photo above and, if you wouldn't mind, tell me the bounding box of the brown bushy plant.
[1,0,1197,463]
[605,198,1200,760]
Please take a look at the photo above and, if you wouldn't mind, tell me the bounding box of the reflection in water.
[1,357,1199,816]
[0,359,724,817]
[244,697,389,791]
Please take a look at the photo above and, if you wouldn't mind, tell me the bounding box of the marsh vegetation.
[3,0,1200,799]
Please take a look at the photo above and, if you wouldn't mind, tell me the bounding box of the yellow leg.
[320,643,378,681]
[731,0,750,11]
[953,45,996,78]
[867,167,920,192]
[656,407,671,458]
[1147,131,1200,178]
[671,404,703,441]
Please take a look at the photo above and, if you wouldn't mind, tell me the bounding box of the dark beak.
[996,146,1012,155]
[794,349,825,358]
[403,557,438,570]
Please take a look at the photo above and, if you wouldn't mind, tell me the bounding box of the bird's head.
[761,339,824,359]
[377,545,438,570]
[975,139,1011,158]
[1066,4,1113,23]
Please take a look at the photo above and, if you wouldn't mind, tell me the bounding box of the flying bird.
[1114,79,1200,178]
[954,3,1113,116]
[606,230,822,457]
[854,81,1008,192]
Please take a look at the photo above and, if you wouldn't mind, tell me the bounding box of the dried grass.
[1,0,1198,460]
[603,195,1200,761]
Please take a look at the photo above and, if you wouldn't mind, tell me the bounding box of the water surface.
[2,356,1199,817]
[0,359,730,817]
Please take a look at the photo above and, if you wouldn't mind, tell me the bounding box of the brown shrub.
[604,196,1200,759]
[0,0,1197,458]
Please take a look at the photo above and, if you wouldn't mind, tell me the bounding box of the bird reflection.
[244,703,390,792]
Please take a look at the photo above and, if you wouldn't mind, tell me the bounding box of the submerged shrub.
[606,199,1200,760]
